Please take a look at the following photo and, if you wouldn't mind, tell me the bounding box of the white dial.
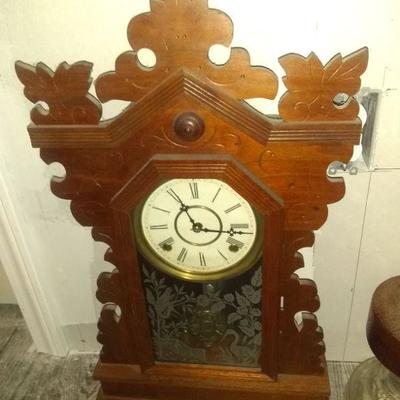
[135,179,260,281]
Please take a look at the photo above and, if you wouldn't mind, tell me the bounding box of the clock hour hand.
[177,203,196,227]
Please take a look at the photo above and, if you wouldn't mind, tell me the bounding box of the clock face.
[133,179,261,281]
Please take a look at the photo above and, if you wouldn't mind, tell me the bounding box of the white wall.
[0,0,399,359]
[0,261,17,304]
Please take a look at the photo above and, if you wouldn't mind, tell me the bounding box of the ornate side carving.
[282,230,315,282]
[280,276,325,374]
[95,0,278,103]
[15,61,102,125]
[96,266,140,364]
[92,226,114,248]
[70,201,111,227]
[279,47,368,121]
[97,304,136,364]
[279,230,324,374]
[40,149,126,227]
[97,270,123,305]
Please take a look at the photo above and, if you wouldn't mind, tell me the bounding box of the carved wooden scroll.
[279,48,368,122]
[15,1,368,399]
[96,0,278,103]
[15,61,102,125]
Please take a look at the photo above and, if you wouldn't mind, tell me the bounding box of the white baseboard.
[63,323,101,353]
[0,170,68,356]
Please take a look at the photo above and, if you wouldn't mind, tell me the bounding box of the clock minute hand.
[200,227,254,236]
[166,188,196,226]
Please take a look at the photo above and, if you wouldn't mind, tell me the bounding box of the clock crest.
[15,1,368,399]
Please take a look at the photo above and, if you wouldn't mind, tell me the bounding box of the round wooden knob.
[174,112,205,142]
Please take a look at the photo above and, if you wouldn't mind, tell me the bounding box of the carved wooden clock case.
[15,1,368,399]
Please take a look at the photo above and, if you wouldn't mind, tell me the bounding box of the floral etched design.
[223,267,262,350]
[142,263,262,367]
[143,266,197,339]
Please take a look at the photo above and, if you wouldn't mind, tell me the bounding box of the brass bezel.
[131,180,263,283]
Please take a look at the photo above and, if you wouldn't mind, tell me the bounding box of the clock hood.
[26,66,361,149]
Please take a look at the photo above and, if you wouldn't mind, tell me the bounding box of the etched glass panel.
[140,257,262,368]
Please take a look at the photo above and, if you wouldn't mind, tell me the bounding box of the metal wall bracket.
[328,89,380,178]
[327,161,359,176]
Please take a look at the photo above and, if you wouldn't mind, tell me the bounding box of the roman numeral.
[199,252,206,267]
[212,187,221,203]
[226,237,244,249]
[189,182,199,199]
[152,206,170,214]
[149,224,168,230]
[218,250,228,261]
[159,237,174,248]
[230,223,249,230]
[177,247,188,263]
[167,189,181,203]
[224,203,241,214]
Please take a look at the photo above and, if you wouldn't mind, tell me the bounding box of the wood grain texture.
[95,0,278,103]
[26,70,362,148]
[14,0,368,399]
[279,48,368,122]
[15,61,102,125]
[94,358,331,400]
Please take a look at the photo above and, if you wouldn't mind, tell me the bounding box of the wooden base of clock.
[94,359,330,400]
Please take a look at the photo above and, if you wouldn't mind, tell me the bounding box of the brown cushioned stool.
[345,276,400,399]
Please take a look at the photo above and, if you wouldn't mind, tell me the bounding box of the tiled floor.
[328,361,358,400]
[0,305,358,399]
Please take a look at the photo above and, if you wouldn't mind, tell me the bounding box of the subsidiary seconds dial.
[134,179,261,282]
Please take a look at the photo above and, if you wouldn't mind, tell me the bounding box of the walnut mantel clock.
[15,1,368,399]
